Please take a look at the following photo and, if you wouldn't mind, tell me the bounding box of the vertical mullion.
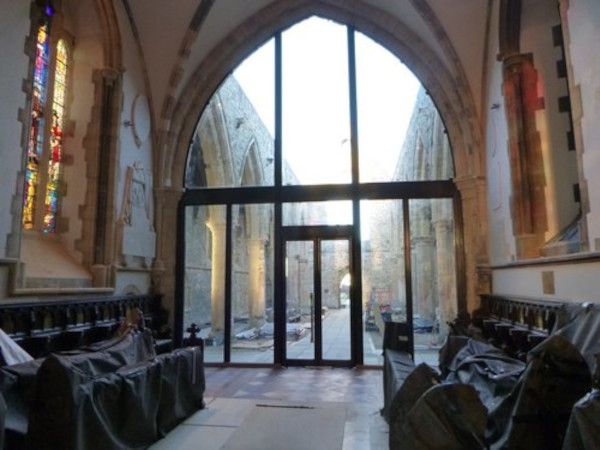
[174,200,186,348]
[314,238,323,362]
[348,26,363,365]
[274,32,285,364]
[275,33,282,189]
[347,26,359,185]
[453,190,467,314]
[403,200,414,358]
[224,204,232,362]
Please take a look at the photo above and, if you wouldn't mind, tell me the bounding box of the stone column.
[412,200,435,321]
[432,210,456,337]
[152,186,182,323]
[454,175,490,314]
[248,238,266,328]
[413,235,435,321]
[502,54,546,259]
[207,218,226,334]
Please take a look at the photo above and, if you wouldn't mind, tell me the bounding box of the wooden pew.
[0,294,171,359]
[477,294,566,359]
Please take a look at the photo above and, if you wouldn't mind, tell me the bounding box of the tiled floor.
[149,366,388,449]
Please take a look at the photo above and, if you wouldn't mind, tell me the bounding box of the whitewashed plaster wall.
[486,0,516,266]
[489,0,600,302]
[0,2,30,259]
[61,0,103,263]
[493,260,600,303]
[566,0,600,249]
[113,0,155,294]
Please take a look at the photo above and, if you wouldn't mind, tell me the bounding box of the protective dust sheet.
[221,402,346,450]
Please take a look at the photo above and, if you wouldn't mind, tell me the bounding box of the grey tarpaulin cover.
[0,332,155,440]
[0,358,44,436]
[444,337,525,412]
[486,334,591,450]
[556,303,600,378]
[382,348,416,422]
[388,363,440,449]
[558,307,600,450]
[562,388,600,450]
[387,304,600,449]
[155,346,205,436]
[25,340,203,449]
[438,334,469,378]
[399,383,488,450]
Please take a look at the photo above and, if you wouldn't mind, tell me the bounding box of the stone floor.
[161,309,442,448]
[204,307,443,366]
[149,366,388,449]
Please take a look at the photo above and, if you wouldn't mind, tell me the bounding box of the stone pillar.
[412,200,435,321]
[432,213,456,337]
[413,235,435,321]
[153,186,182,325]
[94,69,121,267]
[454,175,490,314]
[207,218,226,334]
[502,54,546,259]
[248,238,266,328]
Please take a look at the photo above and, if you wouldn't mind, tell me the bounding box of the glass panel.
[282,201,352,226]
[186,40,275,188]
[356,31,420,184]
[392,90,455,181]
[361,200,405,365]
[230,204,275,363]
[285,240,315,360]
[321,239,351,361]
[356,33,454,182]
[234,39,275,138]
[409,199,456,365]
[184,205,226,363]
[282,17,351,185]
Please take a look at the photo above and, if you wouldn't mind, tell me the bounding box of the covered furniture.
[385,297,600,449]
[0,331,204,450]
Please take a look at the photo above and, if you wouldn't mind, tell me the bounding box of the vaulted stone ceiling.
[123,0,491,129]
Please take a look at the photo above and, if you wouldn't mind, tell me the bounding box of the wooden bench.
[476,294,566,359]
[0,294,172,359]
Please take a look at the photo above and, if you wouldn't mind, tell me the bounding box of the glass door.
[283,227,353,366]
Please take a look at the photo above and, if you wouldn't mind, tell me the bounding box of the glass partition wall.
[178,16,460,367]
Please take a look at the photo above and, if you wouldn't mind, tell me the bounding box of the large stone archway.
[155,0,488,324]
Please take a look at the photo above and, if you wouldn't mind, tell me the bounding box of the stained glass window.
[23,17,70,233]
[23,21,50,229]
[43,39,68,232]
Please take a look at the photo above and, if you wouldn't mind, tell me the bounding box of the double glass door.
[283,226,353,366]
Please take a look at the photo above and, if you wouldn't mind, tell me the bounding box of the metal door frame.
[281,225,354,367]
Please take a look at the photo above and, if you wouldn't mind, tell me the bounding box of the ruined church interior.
[0,0,599,448]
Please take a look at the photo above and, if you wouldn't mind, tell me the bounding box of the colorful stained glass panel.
[43,39,68,233]
[23,21,50,229]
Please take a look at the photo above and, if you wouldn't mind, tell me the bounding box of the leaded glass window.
[23,18,70,233]
[24,20,51,230]
[44,39,68,232]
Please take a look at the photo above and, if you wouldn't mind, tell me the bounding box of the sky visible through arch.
[233,16,421,185]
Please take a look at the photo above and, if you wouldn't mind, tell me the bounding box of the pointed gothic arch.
[158,0,488,314]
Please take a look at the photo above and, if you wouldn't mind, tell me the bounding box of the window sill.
[491,251,600,269]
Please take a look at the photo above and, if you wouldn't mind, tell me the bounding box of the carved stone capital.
[454,175,486,199]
